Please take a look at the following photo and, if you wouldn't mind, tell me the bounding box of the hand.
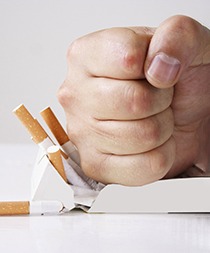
[58,15,210,186]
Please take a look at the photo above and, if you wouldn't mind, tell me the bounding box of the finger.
[91,107,174,155]
[80,137,176,186]
[59,77,173,121]
[81,77,173,120]
[144,15,210,88]
[67,27,153,80]
[68,107,174,155]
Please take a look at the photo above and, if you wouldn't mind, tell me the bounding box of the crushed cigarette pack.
[12,104,210,214]
[32,147,210,214]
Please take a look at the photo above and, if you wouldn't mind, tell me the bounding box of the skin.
[58,15,210,186]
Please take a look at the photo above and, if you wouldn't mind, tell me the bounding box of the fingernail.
[147,53,181,84]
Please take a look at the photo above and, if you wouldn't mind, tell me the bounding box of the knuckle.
[57,81,71,108]
[121,42,143,77]
[57,80,78,109]
[146,119,161,144]
[57,83,67,107]
[102,28,143,77]
[172,15,197,30]
[150,137,175,179]
[140,108,174,150]
[123,83,151,117]
[169,15,199,43]
[66,38,82,61]
[150,151,169,179]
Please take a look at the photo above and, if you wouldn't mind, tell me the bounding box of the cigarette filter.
[47,145,67,183]
[0,201,29,215]
[40,107,69,145]
[13,104,48,144]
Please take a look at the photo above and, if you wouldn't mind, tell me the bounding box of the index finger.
[67,27,154,80]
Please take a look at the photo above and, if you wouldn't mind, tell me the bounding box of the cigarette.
[13,104,48,144]
[0,201,63,215]
[47,145,97,189]
[13,104,101,190]
[40,107,69,145]
[13,104,57,153]
[39,107,98,189]
[47,145,68,183]
[40,107,80,164]
[13,104,68,166]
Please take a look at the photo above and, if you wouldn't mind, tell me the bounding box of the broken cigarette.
[40,107,80,164]
[0,201,63,215]
[47,145,67,183]
[13,104,102,190]
[13,104,55,151]
[39,107,102,189]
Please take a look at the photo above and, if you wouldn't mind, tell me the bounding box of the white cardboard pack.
[31,148,210,213]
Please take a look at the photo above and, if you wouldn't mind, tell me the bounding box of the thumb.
[145,15,210,88]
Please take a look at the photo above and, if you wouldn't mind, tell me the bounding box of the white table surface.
[0,144,210,253]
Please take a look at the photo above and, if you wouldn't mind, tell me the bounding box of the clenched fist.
[58,15,210,186]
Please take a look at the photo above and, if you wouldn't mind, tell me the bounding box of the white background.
[1,0,210,143]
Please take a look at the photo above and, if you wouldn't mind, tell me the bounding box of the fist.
[57,27,175,186]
